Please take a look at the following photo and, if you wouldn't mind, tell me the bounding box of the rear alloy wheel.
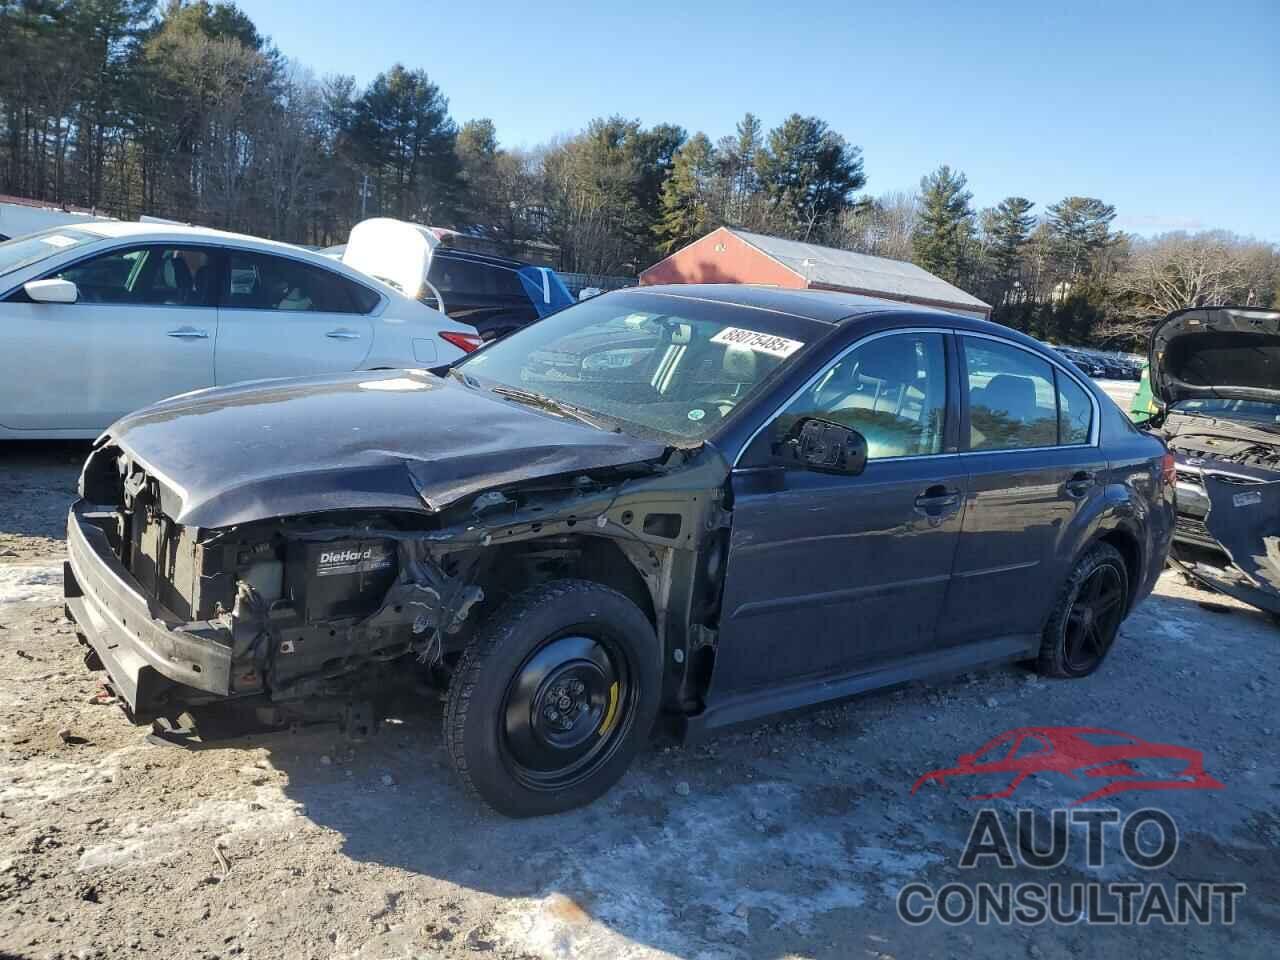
[445,579,661,817]
[1037,542,1129,678]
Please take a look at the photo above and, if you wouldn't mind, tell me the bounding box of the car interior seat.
[971,373,1038,423]
[152,255,193,304]
[818,338,920,416]
[712,344,758,414]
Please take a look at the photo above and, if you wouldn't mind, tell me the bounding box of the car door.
[214,249,374,384]
[940,334,1105,646]
[0,243,217,430]
[711,329,967,699]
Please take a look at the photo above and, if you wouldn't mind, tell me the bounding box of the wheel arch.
[1094,526,1143,611]
[470,533,659,632]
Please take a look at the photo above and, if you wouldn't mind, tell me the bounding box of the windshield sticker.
[710,327,804,358]
[41,234,78,248]
[1233,491,1263,507]
[687,408,706,421]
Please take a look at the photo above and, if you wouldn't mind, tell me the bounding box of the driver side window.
[776,332,948,460]
[51,245,217,306]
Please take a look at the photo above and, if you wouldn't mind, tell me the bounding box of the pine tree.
[716,112,762,224]
[756,114,865,239]
[989,196,1035,290]
[654,133,716,254]
[912,165,975,284]
[1046,196,1117,278]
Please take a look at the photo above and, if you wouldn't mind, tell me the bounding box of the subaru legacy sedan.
[64,285,1174,816]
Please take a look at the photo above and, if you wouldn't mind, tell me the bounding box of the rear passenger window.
[493,267,527,299]
[1056,373,1093,444]
[431,258,490,296]
[224,252,370,314]
[345,281,381,314]
[963,338,1058,450]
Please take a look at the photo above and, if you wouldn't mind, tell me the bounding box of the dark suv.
[64,285,1174,816]
[420,248,574,341]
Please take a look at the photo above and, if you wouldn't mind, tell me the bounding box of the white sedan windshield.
[0,228,100,278]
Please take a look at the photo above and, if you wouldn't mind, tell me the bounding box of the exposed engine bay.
[67,439,731,726]
[1164,422,1280,473]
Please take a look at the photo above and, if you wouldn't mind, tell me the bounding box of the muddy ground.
[1,437,1277,960]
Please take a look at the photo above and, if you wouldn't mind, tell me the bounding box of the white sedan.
[0,222,484,438]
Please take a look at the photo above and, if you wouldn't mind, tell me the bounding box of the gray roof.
[730,228,990,313]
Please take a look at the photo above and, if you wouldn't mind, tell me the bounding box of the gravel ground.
[1,440,1277,960]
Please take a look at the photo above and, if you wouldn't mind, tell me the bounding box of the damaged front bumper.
[64,499,485,722]
[65,501,234,720]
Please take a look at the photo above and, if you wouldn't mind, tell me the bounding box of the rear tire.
[1037,542,1129,678]
[444,579,661,817]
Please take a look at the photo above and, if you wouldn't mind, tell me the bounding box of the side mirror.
[24,278,78,304]
[785,417,868,475]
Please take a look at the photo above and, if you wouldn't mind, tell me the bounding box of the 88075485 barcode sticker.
[709,327,805,359]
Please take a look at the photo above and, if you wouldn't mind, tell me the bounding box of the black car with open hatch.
[63,285,1174,816]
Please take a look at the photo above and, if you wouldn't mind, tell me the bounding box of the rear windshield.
[0,228,100,278]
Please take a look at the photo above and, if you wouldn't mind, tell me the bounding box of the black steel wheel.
[500,631,636,792]
[1037,542,1130,678]
[445,579,661,817]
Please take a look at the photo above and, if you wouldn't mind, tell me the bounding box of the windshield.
[456,291,819,443]
[0,228,101,279]
[1172,398,1280,425]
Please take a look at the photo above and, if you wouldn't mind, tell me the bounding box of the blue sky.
[235,0,1279,241]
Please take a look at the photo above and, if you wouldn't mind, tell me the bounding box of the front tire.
[1037,542,1129,678]
[444,579,661,817]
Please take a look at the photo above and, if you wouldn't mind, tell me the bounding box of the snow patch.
[0,562,63,605]
[496,780,933,959]
[0,749,127,808]
[77,787,304,871]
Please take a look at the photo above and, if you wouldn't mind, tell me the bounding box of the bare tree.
[827,191,918,259]
[1115,231,1276,315]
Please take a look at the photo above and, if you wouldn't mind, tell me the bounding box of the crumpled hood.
[99,369,668,528]
[1150,306,1280,406]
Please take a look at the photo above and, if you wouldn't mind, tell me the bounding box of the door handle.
[914,485,962,517]
[166,327,208,339]
[325,328,361,340]
[1065,471,1095,499]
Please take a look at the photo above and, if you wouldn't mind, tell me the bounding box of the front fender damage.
[218,445,732,710]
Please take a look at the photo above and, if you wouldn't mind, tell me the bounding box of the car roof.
[77,221,334,259]
[631,283,991,324]
[627,284,1076,361]
[434,247,530,271]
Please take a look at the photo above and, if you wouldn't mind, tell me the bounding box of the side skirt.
[679,634,1040,742]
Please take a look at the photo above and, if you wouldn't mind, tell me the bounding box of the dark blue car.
[421,247,573,341]
[65,285,1174,816]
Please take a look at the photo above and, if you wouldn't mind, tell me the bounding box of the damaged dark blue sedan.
[64,285,1174,816]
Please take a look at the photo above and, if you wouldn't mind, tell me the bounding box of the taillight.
[1160,452,1176,485]
[439,330,485,353]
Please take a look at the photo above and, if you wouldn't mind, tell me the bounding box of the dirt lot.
[1,440,1277,960]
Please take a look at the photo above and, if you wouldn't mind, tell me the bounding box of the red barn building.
[640,226,991,320]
